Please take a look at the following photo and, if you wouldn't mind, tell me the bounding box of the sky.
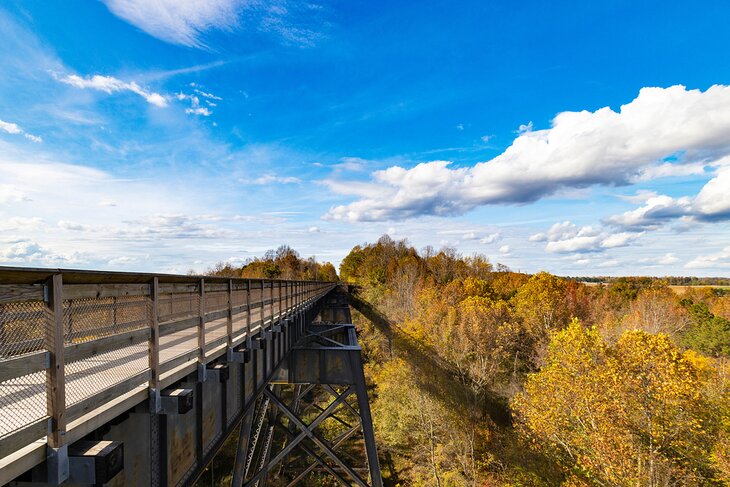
[0,0,729,276]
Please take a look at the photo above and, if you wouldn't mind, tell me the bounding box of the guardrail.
[0,266,335,464]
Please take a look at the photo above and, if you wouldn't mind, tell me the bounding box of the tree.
[513,321,722,485]
[511,272,572,342]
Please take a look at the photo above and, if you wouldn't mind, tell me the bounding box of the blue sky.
[0,0,729,276]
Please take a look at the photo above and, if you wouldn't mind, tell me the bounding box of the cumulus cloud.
[0,119,42,143]
[59,74,168,107]
[0,240,86,265]
[480,232,501,244]
[326,85,730,222]
[530,221,643,254]
[499,245,510,254]
[606,166,730,230]
[686,246,730,269]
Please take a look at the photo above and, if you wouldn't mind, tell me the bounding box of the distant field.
[669,285,730,294]
[578,282,730,294]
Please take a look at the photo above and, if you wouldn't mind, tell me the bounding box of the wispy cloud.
[58,74,168,107]
[101,0,242,48]
[101,0,326,48]
[0,119,42,143]
[639,253,680,265]
[244,173,302,185]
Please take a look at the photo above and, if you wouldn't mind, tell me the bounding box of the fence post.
[45,273,66,447]
[45,273,68,483]
[227,279,233,347]
[198,278,206,381]
[246,279,252,348]
[149,277,160,412]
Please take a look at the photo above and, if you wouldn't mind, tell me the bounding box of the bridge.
[0,267,381,486]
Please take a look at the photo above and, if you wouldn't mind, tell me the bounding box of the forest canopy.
[204,245,338,281]
[341,235,730,486]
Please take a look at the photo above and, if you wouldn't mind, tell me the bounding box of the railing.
[0,267,335,463]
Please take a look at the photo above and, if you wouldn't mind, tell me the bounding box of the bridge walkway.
[0,267,334,485]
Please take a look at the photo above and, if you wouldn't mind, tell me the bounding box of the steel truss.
[231,298,382,487]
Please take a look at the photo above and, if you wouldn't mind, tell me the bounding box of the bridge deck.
[0,267,334,483]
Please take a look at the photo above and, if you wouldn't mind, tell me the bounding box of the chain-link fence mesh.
[231,283,248,336]
[159,289,200,364]
[63,294,151,415]
[64,295,148,344]
[204,287,229,346]
[0,299,49,439]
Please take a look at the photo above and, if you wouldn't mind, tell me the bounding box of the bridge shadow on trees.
[348,292,511,427]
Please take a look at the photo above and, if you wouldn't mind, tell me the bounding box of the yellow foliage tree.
[513,320,723,485]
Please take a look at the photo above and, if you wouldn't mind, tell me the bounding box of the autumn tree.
[513,321,723,485]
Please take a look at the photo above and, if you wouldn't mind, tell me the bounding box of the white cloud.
[456,123,464,131]
[0,119,21,134]
[59,74,168,107]
[517,121,533,134]
[58,220,91,231]
[185,107,212,116]
[325,85,730,222]
[335,157,368,172]
[178,91,214,116]
[0,217,44,231]
[245,174,301,185]
[0,184,31,203]
[480,134,494,143]
[0,240,86,266]
[193,88,222,100]
[308,226,320,233]
[639,253,680,265]
[101,0,241,48]
[499,244,510,254]
[531,221,643,254]
[101,0,323,49]
[633,161,707,181]
[0,119,42,143]
[618,189,659,205]
[605,166,730,230]
[479,232,501,244]
[597,259,621,268]
[462,232,477,240]
[686,246,730,269]
[108,256,138,266]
